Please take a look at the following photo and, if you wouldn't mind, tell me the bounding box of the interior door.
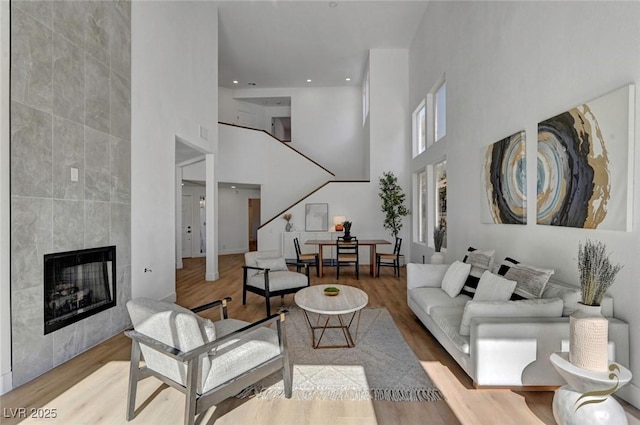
[248,198,260,251]
[182,195,193,258]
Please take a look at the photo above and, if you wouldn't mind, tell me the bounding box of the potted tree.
[570,239,622,371]
[378,171,409,238]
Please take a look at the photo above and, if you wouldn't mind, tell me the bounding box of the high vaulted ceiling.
[217,1,429,89]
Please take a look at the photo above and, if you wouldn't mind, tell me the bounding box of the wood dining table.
[305,239,391,278]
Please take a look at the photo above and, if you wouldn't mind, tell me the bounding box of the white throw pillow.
[441,261,472,298]
[473,271,517,302]
[458,298,564,336]
[255,257,289,273]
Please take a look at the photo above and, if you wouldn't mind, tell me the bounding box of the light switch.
[70,167,79,182]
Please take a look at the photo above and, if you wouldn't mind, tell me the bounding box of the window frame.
[412,100,426,157]
[427,158,447,251]
[434,81,446,142]
[413,168,428,244]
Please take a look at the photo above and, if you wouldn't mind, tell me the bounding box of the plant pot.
[569,303,609,372]
[342,232,352,242]
[430,252,444,265]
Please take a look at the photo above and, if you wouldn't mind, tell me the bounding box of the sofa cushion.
[441,261,472,297]
[542,281,614,317]
[460,247,495,298]
[409,287,471,315]
[459,298,564,336]
[430,306,469,354]
[473,271,517,301]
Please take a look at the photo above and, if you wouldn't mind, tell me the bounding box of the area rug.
[239,307,444,402]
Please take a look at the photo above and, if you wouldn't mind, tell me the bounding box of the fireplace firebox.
[44,246,117,334]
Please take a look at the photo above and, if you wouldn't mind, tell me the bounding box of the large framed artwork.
[480,130,527,224]
[537,85,635,231]
[305,203,328,231]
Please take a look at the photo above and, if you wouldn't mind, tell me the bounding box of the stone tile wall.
[10,0,131,387]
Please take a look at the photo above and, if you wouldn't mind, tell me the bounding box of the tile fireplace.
[44,246,117,334]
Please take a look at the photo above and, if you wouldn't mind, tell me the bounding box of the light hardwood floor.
[1,255,639,425]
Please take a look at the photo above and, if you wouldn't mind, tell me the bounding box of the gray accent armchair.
[243,250,310,316]
[125,297,291,425]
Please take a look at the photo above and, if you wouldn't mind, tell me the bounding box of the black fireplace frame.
[44,246,117,335]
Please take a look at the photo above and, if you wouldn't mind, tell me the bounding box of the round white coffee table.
[550,352,632,425]
[294,284,368,349]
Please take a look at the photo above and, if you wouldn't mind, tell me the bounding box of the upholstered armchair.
[125,297,291,425]
[243,250,310,316]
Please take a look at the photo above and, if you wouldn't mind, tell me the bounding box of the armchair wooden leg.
[126,341,142,421]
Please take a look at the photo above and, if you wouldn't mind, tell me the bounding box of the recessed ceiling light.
[232,80,238,84]
[306,79,312,83]
[345,77,351,81]
[230,185,236,189]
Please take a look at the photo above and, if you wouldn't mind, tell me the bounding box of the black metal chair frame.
[376,237,402,277]
[125,297,292,425]
[336,236,359,279]
[293,237,319,277]
[242,262,310,316]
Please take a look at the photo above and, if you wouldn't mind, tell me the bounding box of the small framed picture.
[305,203,328,231]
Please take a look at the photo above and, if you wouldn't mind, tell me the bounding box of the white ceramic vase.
[430,252,444,265]
[569,303,608,372]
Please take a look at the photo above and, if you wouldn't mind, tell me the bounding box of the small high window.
[413,101,426,156]
[435,82,446,142]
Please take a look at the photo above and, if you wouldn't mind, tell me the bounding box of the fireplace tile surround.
[10,0,131,387]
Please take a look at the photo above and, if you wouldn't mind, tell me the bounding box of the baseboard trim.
[176,259,183,269]
[0,371,12,395]
[617,381,640,410]
[160,292,177,303]
[205,272,218,281]
[219,249,246,255]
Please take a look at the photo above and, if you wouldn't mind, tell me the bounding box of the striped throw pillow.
[460,247,495,298]
[497,257,554,300]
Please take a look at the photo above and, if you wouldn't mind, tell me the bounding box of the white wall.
[258,50,410,258]
[0,0,11,394]
[221,86,364,179]
[217,124,334,222]
[132,1,218,300]
[258,182,395,262]
[409,1,640,407]
[218,187,261,254]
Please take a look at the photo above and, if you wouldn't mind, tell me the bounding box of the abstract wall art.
[537,85,635,231]
[481,130,527,224]
[305,203,328,231]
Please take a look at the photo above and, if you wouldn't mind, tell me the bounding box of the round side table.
[550,352,632,425]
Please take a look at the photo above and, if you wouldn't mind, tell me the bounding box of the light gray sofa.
[407,263,630,387]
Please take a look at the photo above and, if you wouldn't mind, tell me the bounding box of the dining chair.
[336,236,359,279]
[293,237,319,277]
[376,237,402,277]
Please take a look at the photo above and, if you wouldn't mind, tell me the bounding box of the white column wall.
[131,1,218,300]
[0,0,11,394]
[409,1,640,407]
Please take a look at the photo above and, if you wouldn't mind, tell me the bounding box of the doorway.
[271,116,291,141]
[181,194,193,258]
[248,198,260,252]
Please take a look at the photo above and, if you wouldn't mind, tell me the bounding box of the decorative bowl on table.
[324,286,340,296]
